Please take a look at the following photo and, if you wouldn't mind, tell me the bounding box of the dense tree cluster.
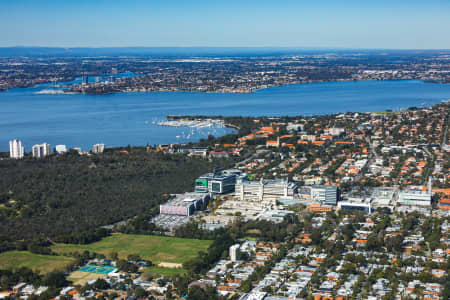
[0,148,225,243]
[186,285,219,300]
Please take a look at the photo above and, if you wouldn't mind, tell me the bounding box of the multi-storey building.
[195,169,242,194]
[397,179,432,207]
[92,143,105,153]
[55,145,67,154]
[32,143,50,158]
[159,193,210,216]
[235,178,298,205]
[310,185,339,206]
[9,139,24,159]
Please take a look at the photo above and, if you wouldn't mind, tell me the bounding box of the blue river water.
[0,80,449,152]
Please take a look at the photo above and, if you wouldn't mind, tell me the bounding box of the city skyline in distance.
[2,47,450,59]
[1,0,449,49]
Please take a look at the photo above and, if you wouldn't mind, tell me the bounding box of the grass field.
[239,236,259,241]
[246,229,262,235]
[374,110,408,114]
[0,251,75,273]
[147,266,187,277]
[51,233,212,265]
[68,271,106,285]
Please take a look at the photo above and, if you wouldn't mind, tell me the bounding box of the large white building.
[286,122,304,132]
[159,193,210,216]
[230,244,240,262]
[235,178,298,205]
[9,139,24,159]
[398,187,432,207]
[32,143,50,158]
[55,145,67,154]
[92,143,105,153]
[327,127,346,136]
[397,179,432,207]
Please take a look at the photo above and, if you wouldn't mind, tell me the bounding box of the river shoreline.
[1,79,450,152]
[5,78,449,96]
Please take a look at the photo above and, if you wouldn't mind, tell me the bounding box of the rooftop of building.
[238,178,297,188]
[161,192,207,208]
[401,185,432,195]
[198,169,243,180]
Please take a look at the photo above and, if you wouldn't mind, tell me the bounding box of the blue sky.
[1,0,449,49]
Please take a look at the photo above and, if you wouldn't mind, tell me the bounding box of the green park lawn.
[51,233,212,265]
[146,266,187,277]
[0,251,75,273]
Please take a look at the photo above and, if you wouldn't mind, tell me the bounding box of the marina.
[157,118,225,128]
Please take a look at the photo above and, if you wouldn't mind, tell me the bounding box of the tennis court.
[78,265,116,274]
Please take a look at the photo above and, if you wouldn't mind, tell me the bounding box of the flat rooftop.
[162,192,206,207]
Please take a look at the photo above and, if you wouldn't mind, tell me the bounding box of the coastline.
[40,78,450,96]
[1,79,449,152]
[5,77,449,95]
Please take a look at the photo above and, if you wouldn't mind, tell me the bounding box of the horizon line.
[2,46,450,51]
